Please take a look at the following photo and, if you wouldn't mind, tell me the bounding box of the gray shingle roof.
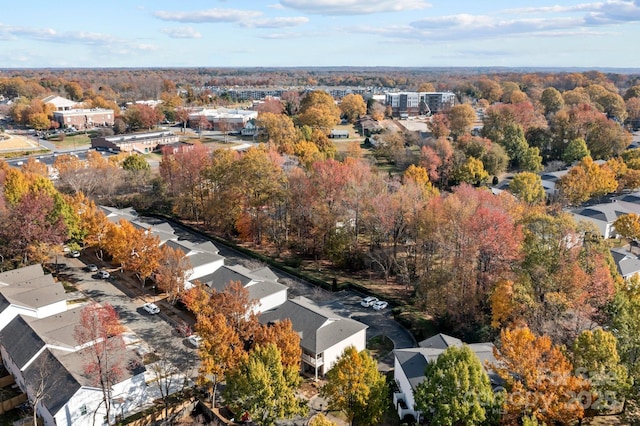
[23,349,81,417]
[0,315,46,369]
[26,308,85,349]
[259,297,367,354]
[0,264,46,284]
[418,333,463,349]
[395,336,499,392]
[611,248,640,278]
[198,265,253,291]
[0,273,66,310]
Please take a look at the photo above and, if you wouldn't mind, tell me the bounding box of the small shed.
[329,129,349,139]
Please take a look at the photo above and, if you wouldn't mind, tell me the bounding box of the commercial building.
[385,92,456,117]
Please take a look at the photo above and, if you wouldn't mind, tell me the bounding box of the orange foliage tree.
[492,327,589,425]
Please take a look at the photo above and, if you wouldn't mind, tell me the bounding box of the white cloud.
[153,8,261,23]
[161,27,202,39]
[241,16,309,28]
[279,0,430,15]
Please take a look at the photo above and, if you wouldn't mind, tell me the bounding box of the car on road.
[143,302,160,315]
[95,270,110,279]
[361,296,378,307]
[187,334,203,348]
[69,250,81,258]
[373,300,388,311]
[83,264,99,272]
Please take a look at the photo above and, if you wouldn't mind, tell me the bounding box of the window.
[79,405,87,416]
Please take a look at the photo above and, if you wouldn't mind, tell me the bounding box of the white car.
[373,300,388,311]
[95,270,110,279]
[361,296,378,307]
[143,302,160,315]
[188,334,203,348]
[69,250,81,258]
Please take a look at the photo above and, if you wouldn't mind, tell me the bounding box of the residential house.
[393,333,498,422]
[611,247,640,279]
[0,308,147,426]
[571,196,640,238]
[196,264,288,313]
[163,239,225,283]
[259,296,367,379]
[91,131,179,153]
[0,264,67,331]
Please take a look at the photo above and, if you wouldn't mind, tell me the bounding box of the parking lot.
[60,257,199,373]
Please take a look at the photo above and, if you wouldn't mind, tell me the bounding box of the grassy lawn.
[49,134,91,149]
[367,335,394,359]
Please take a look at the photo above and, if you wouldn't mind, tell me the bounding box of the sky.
[1,0,640,69]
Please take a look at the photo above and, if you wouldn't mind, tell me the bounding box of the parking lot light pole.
[152,286,156,303]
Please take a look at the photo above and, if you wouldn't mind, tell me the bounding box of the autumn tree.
[223,344,306,425]
[339,94,366,123]
[155,244,193,304]
[257,112,298,154]
[0,190,67,265]
[613,213,640,241]
[320,347,387,426]
[558,156,618,205]
[429,113,450,139]
[183,281,259,406]
[309,414,337,426]
[446,104,476,139]
[453,157,489,186]
[492,327,589,425]
[297,90,341,132]
[73,303,127,425]
[414,345,501,426]
[573,328,631,416]
[508,171,546,204]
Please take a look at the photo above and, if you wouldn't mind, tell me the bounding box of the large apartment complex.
[385,92,456,117]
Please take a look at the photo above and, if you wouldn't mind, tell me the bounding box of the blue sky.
[1,0,640,68]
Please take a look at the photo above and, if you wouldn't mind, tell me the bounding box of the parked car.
[373,300,388,311]
[83,264,99,272]
[187,334,203,348]
[143,302,160,315]
[95,270,110,279]
[69,250,81,258]
[361,296,378,308]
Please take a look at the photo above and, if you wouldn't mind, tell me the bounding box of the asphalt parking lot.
[60,257,199,373]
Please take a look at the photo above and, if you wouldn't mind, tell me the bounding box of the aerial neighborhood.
[2,64,640,426]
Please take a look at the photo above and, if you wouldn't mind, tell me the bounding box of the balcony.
[302,353,324,367]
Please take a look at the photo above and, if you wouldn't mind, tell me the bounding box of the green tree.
[509,172,546,204]
[498,123,529,169]
[540,87,565,115]
[223,344,306,425]
[121,154,150,171]
[563,138,591,164]
[573,328,631,415]
[520,146,543,173]
[414,345,501,426]
[320,346,387,426]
